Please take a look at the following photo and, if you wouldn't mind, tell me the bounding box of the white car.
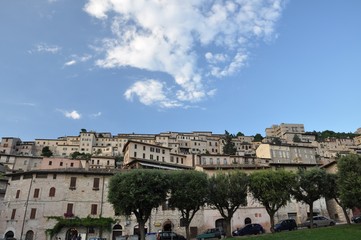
[303,216,336,228]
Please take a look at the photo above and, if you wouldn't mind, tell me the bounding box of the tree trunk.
[309,202,314,228]
[185,223,190,240]
[342,206,351,224]
[225,218,232,237]
[269,212,275,233]
[139,220,146,240]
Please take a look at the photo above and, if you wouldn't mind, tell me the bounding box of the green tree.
[108,169,170,240]
[236,132,245,137]
[223,130,237,155]
[337,154,361,209]
[41,146,53,157]
[253,133,264,142]
[292,168,328,228]
[207,171,248,237]
[293,134,301,143]
[249,170,296,232]
[324,173,351,224]
[168,171,208,240]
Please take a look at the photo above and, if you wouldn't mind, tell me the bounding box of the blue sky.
[1,0,361,140]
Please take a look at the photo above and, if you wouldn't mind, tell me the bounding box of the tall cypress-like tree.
[223,130,237,155]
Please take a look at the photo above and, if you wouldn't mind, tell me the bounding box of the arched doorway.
[66,228,78,240]
[215,218,226,230]
[25,230,34,240]
[162,220,174,232]
[5,231,14,239]
[112,224,123,240]
[244,217,252,225]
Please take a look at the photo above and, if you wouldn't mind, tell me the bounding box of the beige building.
[265,123,305,139]
[256,143,318,166]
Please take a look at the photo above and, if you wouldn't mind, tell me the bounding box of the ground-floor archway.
[66,228,79,240]
[112,224,123,240]
[215,218,226,230]
[244,217,252,225]
[5,231,14,239]
[162,220,174,232]
[25,230,34,240]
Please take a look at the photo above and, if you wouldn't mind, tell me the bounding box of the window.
[11,209,16,220]
[60,162,63,166]
[134,152,137,158]
[67,203,74,213]
[49,161,52,166]
[53,174,57,179]
[70,163,74,167]
[33,188,40,198]
[93,178,100,190]
[49,187,56,197]
[70,177,77,189]
[143,146,146,151]
[143,153,145,158]
[91,204,98,215]
[30,208,36,219]
[16,190,20,198]
[150,154,153,160]
[134,144,137,149]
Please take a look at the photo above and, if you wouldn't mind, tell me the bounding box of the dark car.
[273,219,297,232]
[156,232,186,240]
[195,228,225,239]
[352,215,361,223]
[232,224,265,236]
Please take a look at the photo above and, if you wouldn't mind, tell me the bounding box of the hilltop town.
[0,123,360,240]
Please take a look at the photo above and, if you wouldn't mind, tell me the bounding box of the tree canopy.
[249,170,296,231]
[41,146,53,157]
[253,133,264,142]
[207,171,248,237]
[168,170,208,240]
[324,173,351,224]
[108,169,170,240]
[337,154,361,209]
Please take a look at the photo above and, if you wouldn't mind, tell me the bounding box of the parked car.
[156,232,186,240]
[273,219,298,232]
[352,215,361,223]
[232,224,265,236]
[302,216,335,228]
[196,228,225,239]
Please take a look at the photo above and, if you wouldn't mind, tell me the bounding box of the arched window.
[49,187,56,197]
[25,230,34,240]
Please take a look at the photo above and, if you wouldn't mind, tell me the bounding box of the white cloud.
[90,112,102,118]
[84,0,286,107]
[57,109,81,120]
[64,54,92,67]
[124,79,181,108]
[31,43,61,54]
[64,60,77,66]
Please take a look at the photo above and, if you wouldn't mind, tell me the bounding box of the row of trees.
[108,154,361,240]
